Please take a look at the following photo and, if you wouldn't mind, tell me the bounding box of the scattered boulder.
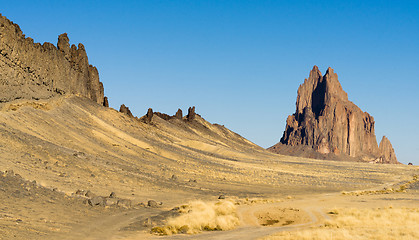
[88,196,104,206]
[119,104,134,118]
[109,192,116,198]
[75,189,86,196]
[218,194,226,199]
[408,162,413,166]
[85,190,95,198]
[147,200,158,208]
[170,174,177,181]
[104,197,118,206]
[117,199,132,209]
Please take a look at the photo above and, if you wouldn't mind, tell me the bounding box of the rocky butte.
[269,66,399,164]
[0,14,105,105]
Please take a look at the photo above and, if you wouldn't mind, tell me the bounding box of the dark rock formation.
[269,66,399,163]
[119,104,133,118]
[187,106,196,121]
[141,108,154,123]
[378,136,398,164]
[154,112,171,120]
[0,14,105,105]
[103,96,109,107]
[174,109,183,120]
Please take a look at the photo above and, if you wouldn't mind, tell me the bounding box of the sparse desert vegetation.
[151,200,239,235]
[263,207,419,240]
[1,7,418,240]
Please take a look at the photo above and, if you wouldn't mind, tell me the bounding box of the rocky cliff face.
[0,14,105,105]
[270,66,399,163]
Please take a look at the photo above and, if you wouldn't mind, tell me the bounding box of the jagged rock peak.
[378,136,399,164]
[174,109,183,120]
[187,106,196,121]
[0,14,105,105]
[144,108,154,123]
[271,66,398,163]
[119,104,133,118]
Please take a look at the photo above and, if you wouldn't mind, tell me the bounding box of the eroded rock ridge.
[0,14,105,105]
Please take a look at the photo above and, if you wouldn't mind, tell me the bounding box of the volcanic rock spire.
[270,66,399,163]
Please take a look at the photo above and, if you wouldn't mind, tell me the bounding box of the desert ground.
[0,96,418,240]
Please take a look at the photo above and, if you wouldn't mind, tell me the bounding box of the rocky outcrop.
[103,96,109,107]
[269,66,399,163]
[119,104,133,118]
[378,136,398,164]
[187,106,196,121]
[141,108,154,123]
[154,112,171,121]
[174,109,183,120]
[0,14,105,105]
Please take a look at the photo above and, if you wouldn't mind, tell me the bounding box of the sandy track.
[55,208,161,240]
[54,178,410,240]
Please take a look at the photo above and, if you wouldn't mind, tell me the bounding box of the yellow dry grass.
[263,207,419,240]
[151,200,239,235]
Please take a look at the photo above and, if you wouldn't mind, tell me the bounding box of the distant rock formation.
[378,136,398,164]
[0,14,105,105]
[103,97,109,107]
[119,104,133,118]
[269,66,399,164]
[142,108,154,123]
[187,106,196,121]
[174,109,183,120]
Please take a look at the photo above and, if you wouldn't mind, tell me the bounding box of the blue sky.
[1,1,418,164]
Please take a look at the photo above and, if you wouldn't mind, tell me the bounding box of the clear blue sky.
[1,1,418,164]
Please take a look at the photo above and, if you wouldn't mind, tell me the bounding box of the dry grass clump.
[151,200,239,235]
[263,207,419,240]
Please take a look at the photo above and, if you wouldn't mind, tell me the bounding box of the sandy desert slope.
[0,96,417,239]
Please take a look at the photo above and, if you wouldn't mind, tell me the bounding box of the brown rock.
[187,106,196,121]
[154,112,171,120]
[145,108,153,123]
[119,104,133,118]
[270,66,398,163]
[0,14,104,105]
[174,109,183,120]
[378,136,399,164]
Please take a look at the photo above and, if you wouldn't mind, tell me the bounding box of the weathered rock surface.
[0,14,105,105]
[269,66,399,163]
